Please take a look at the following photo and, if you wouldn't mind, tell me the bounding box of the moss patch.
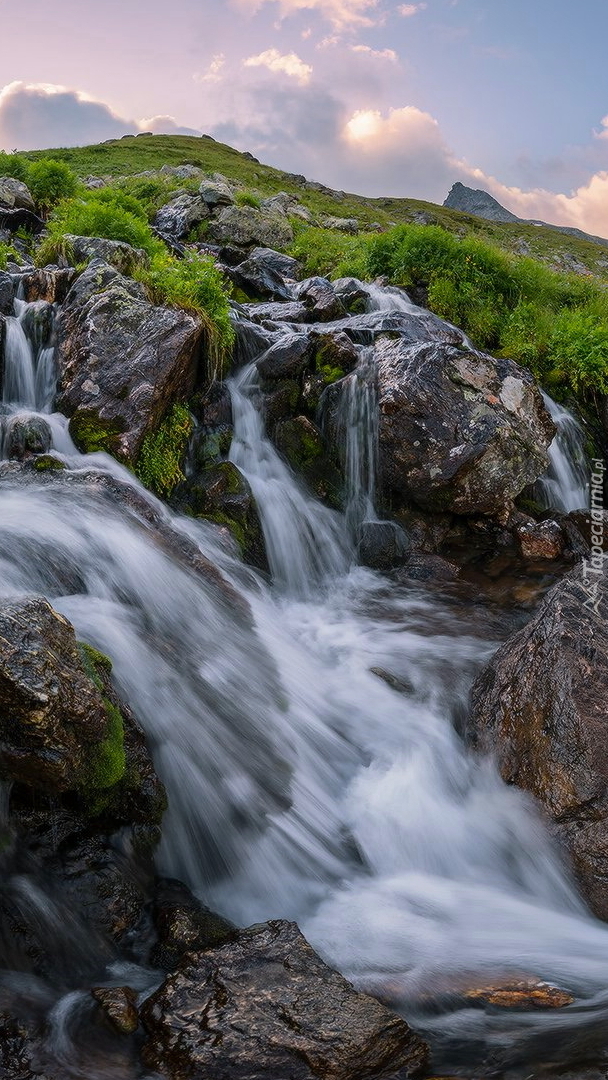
[69,409,127,456]
[33,455,66,471]
[135,402,194,497]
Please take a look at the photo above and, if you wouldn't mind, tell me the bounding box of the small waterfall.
[228,363,352,594]
[537,394,589,513]
[363,281,422,315]
[2,297,57,413]
[335,348,379,532]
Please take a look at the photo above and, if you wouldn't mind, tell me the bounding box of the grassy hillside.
[17,134,608,279]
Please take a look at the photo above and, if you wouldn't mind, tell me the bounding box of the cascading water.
[1,277,608,1076]
[334,347,379,532]
[537,393,590,513]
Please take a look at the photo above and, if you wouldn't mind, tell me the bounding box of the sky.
[2,0,608,233]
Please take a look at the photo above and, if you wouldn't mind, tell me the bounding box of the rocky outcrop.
[468,565,608,918]
[142,920,429,1080]
[154,194,209,241]
[375,339,555,514]
[0,178,35,212]
[444,182,519,223]
[208,205,294,249]
[56,260,203,462]
[65,234,149,274]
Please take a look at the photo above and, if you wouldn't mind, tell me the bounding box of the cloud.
[594,115,608,140]
[235,0,380,30]
[244,48,313,83]
[398,3,427,15]
[0,81,136,150]
[194,54,226,84]
[350,44,398,61]
[140,115,202,137]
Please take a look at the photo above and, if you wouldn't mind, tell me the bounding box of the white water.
[537,393,590,513]
[335,348,379,532]
[0,285,607,1072]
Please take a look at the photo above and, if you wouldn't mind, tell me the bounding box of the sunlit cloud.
[398,3,427,16]
[235,0,381,30]
[194,54,226,84]
[350,44,398,61]
[244,48,313,83]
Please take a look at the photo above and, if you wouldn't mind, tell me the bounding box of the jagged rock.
[0,206,45,235]
[18,266,76,303]
[375,340,555,514]
[321,215,359,233]
[229,253,294,301]
[19,299,54,349]
[242,298,309,324]
[515,518,565,560]
[3,415,52,460]
[151,877,237,970]
[262,191,314,222]
[257,333,313,380]
[310,307,464,347]
[199,178,235,207]
[250,246,302,280]
[444,182,519,224]
[468,565,608,919]
[92,987,139,1034]
[332,277,370,313]
[208,205,294,249]
[154,194,209,240]
[296,277,347,322]
[56,260,203,463]
[65,234,149,274]
[275,415,342,504]
[141,920,429,1080]
[0,177,35,212]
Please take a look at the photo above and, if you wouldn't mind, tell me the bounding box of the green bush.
[0,152,28,182]
[289,226,371,279]
[43,196,162,255]
[135,251,234,374]
[235,190,261,208]
[27,159,77,214]
[83,185,148,220]
[0,242,17,270]
[135,402,194,496]
[547,309,608,396]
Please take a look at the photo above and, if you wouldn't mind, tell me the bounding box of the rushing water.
[0,277,606,1076]
[537,393,590,513]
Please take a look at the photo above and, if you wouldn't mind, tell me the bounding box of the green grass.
[135,402,194,496]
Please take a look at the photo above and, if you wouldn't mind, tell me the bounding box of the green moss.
[202,511,246,549]
[318,363,345,385]
[88,699,126,790]
[135,402,194,496]
[69,410,127,456]
[78,641,113,680]
[33,454,66,471]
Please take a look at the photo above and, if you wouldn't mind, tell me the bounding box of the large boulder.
[154,194,209,241]
[17,266,76,303]
[375,340,555,514]
[65,234,149,274]
[468,566,608,918]
[56,261,203,462]
[0,178,35,212]
[0,206,44,235]
[141,920,429,1080]
[208,205,294,249]
[228,252,294,301]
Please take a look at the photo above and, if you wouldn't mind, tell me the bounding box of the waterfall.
[2,276,608,1074]
[334,348,379,531]
[537,394,590,513]
[2,296,57,413]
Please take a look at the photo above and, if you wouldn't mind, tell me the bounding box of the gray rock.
[262,191,314,222]
[56,260,203,463]
[199,178,235,207]
[3,415,52,460]
[444,182,519,224]
[375,339,555,514]
[141,920,429,1080]
[468,565,608,919]
[256,333,313,379]
[229,254,294,301]
[154,194,209,240]
[357,521,410,570]
[321,215,359,233]
[0,177,35,212]
[296,276,347,322]
[249,246,303,280]
[65,234,149,275]
[0,270,14,314]
[208,205,294,249]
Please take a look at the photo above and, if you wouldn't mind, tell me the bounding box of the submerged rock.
[56,260,203,462]
[151,877,237,970]
[376,340,555,514]
[142,920,429,1080]
[469,565,608,918]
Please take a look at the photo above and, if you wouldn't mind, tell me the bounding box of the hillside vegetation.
[3,134,608,416]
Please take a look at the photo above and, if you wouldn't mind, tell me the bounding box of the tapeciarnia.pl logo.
[582,458,605,614]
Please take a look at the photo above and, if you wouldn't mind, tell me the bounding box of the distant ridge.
[444,181,608,249]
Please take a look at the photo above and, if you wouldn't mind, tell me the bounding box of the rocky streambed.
[0,205,607,1080]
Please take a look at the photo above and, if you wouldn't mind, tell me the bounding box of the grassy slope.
[19,134,608,280]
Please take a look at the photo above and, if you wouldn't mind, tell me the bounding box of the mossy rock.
[174,462,267,571]
[274,416,343,508]
[33,454,66,472]
[135,402,194,497]
[69,409,127,456]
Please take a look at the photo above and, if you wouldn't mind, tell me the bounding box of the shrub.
[0,152,28,181]
[135,402,194,496]
[43,197,162,255]
[83,185,148,220]
[135,251,234,375]
[289,226,371,279]
[547,309,608,396]
[0,241,17,270]
[235,190,261,208]
[26,159,77,214]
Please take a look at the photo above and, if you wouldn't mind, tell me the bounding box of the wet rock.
[249,246,303,280]
[151,877,237,970]
[275,415,342,504]
[229,254,294,301]
[92,987,139,1034]
[57,260,203,463]
[199,178,235,207]
[18,266,76,303]
[357,521,410,570]
[468,565,608,919]
[66,234,149,275]
[208,205,294,249]
[257,333,313,380]
[3,415,52,460]
[376,340,555,514]
[19,299,54,349]
[154,194,209,241]
[0,206,45,236]
[0,270,14,314]
[394,553,461,583]
[297,276,348,322]
[243,298,309,324]
[0,177,35,212]
[313,307,464,347]
[332,277,370,313]
[141,920,429,1080]
[175,461,267,570]
[463,978,574,1009]
[515,519,565,560]
[0,1013,39,1079]
[261,377,301,429]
